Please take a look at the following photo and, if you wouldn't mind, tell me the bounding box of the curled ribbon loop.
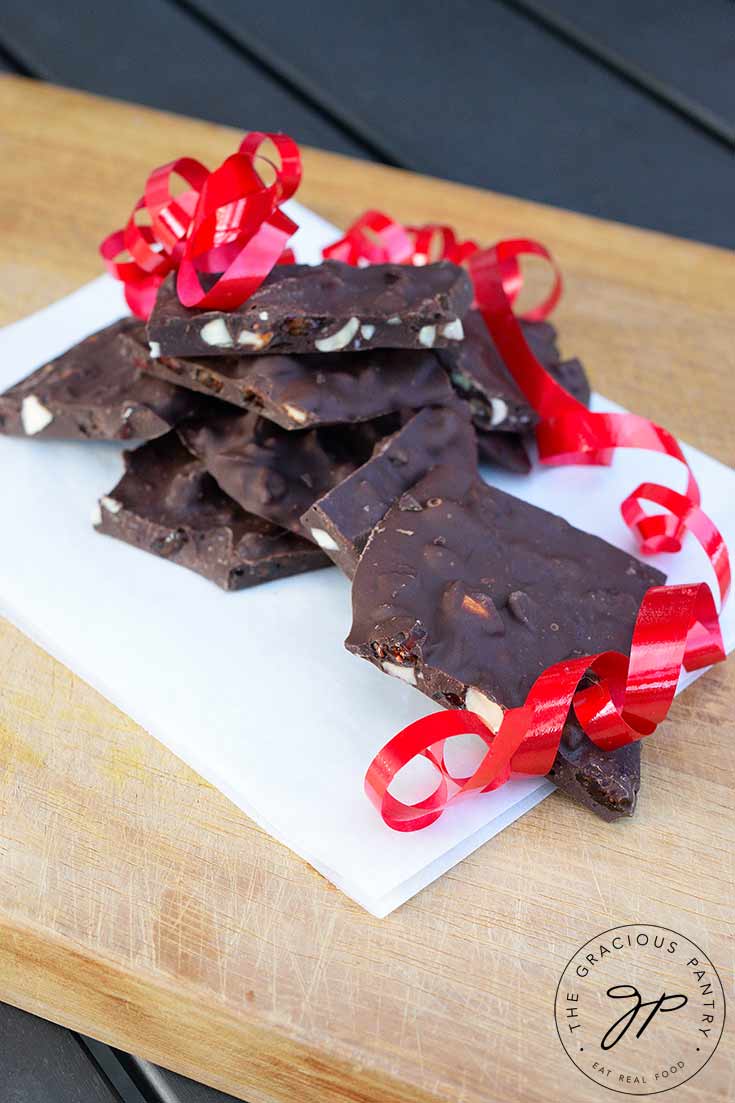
[324,211,480,269]
[468,237,562,322]
[143,157,209,259]
[342,212,731,829]
[100,133,301,318]
[324,210,415,265]
[366,584,724,831]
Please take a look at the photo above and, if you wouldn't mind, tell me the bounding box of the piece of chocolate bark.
[474,361,591,472]
[147,261,472,358]
[346,466,666,820]
[548,356,591,408]
[94,433,329,590]
[301,404,477,577]
[438,311,548,433]
[179,408,389,538]
[439,310,590,432]
[125,326,452,430]
[0,319,209,441]
[476,429,532,473]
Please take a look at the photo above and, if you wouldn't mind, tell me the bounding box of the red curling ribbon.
[366,583,723,831]
[325,214,561,319]
[468,243,730,602]
[324,211,482,271]
[324,210,415,265]
[100,133,301,318]
[344,212,731,828]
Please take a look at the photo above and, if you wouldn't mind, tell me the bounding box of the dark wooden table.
[0,4,732,1102]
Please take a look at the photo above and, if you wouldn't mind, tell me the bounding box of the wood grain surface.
[0,77,733,1103]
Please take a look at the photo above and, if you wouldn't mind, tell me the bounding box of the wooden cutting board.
[0,76,733,1103]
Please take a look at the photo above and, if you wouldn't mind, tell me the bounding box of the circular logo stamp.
[554,925,725,1095]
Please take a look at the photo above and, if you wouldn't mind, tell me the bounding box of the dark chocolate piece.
[126,327,452,429]
[94,433,329,590]
[179,408,386,538]
[476,430,532,473]
[147,261,472,358]
[346,466,666,820]
[439,310,590,432]
[301,405,477,577]
[548,356,591,408]
[524,319,560,361]
[0,319,208,441]
[438,311,547,433]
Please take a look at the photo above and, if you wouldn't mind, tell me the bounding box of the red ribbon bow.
[325,213,730,830]
[100,133,301,319]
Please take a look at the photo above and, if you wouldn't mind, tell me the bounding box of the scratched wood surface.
[0,77,733,1103]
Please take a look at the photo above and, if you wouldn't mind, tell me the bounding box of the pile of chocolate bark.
[0,260,664,821]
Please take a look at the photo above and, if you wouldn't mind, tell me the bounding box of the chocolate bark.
[0,319,208,441]
[549,356,591,408]
[346,466,666,820]
[147,261,472,358]
[179,408,389,538]
[301,405,477,577]
[94,433,329,590]
[439,310,590,432]
[126,326,452,429]
[476,430,532,473]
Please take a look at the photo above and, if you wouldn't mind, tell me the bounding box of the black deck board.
[532,0,735,129]
[0,0,370,158]
[82,1037,244,1103]
[186,0,735,248]
[123,1055,245,1103]
[0,1004,242,1103]
[0,0,732,245]
[0,43,22,72]
[0,1003,120,1103]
